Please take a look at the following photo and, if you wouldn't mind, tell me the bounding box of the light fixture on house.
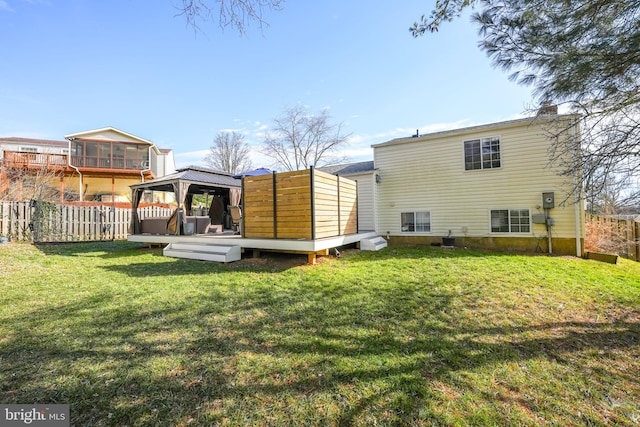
[375,173,381,184]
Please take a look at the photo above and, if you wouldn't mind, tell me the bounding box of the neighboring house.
[0,127,175,203]
[320,161,377,232]
[0,137,69,156]
[372,114,584,256]
[0,137,71,198]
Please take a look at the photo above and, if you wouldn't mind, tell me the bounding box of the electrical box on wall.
[532,213,546,224]
[542,192,555,209]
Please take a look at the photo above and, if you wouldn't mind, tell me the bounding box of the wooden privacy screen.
[242,168,358,239]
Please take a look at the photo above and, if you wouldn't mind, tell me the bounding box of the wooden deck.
[128,231,381,263]
[128,167,383,263]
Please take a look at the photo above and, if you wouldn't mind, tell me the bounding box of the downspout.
[140,146,152,182]
[67,137,83,202]
[140,168,149,183]
[546,208,553,255]
[571,118,583,257]
[70,164,83,202]
[574,187,582,257]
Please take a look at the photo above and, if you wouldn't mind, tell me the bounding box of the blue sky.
[0,0,536,169]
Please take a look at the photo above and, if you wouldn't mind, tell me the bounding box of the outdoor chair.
[230,206,242,234]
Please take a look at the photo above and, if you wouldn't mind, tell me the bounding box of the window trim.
[490,208,531,234]
[463,136,502,171]
[401,210,432,233]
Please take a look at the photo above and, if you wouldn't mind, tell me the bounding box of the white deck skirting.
[129,231,380,253]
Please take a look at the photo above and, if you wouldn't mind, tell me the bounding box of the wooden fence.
[0,201,172,243]
[242,167,358,240]
[586,214,640,261]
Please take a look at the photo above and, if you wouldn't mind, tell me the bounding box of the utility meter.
[542,192,555,209]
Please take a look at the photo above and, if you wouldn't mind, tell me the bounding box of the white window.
[464,137,501,170]
[401,211,431,232]
[19,147,38,153]
[491,209,530,233]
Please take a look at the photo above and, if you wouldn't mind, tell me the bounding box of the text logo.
[1,405,69,426]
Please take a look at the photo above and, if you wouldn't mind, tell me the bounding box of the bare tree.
[541,105,640,208]
[0,165,72,202]
[176,0,285,34]
[262,105,350,171]
[585,213,636,257]
[204,131,253,175]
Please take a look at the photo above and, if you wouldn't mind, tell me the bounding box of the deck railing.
[2,150,149,172]
[3,151,68,169]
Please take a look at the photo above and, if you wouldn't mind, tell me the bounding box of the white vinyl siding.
[372,117,582,240]
[344,172,376,232]
[356,174,376,231]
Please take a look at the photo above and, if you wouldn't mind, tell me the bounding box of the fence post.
[1,202,8,238]
[635,220,640,262]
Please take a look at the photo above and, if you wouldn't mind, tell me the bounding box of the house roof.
[373,114,581,148]
[1,133,173,157]
[131,165,240,194]
[319,161,375,176]
[0,137,68,148]
[65,127,154,145]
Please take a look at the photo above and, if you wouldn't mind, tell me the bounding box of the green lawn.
[1,242,639,426]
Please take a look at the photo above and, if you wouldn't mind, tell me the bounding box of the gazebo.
[130,166,241,236]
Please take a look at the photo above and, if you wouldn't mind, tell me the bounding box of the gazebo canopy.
[130,166,241,235]
[131,165,240,195]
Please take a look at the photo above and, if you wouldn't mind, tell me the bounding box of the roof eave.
[65,127,154,145]
[372,114,580,148]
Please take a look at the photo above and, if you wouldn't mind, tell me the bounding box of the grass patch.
[1,242,639,426]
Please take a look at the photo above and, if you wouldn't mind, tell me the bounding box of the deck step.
[360,236,388,251]
[163,242,241,262]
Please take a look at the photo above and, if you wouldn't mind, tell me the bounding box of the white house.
[0,137,69,158]
[371,114,584,256]
[319,161,377,232]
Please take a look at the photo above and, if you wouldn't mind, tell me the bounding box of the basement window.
[401,211,431,232]
[491,209,530,233]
